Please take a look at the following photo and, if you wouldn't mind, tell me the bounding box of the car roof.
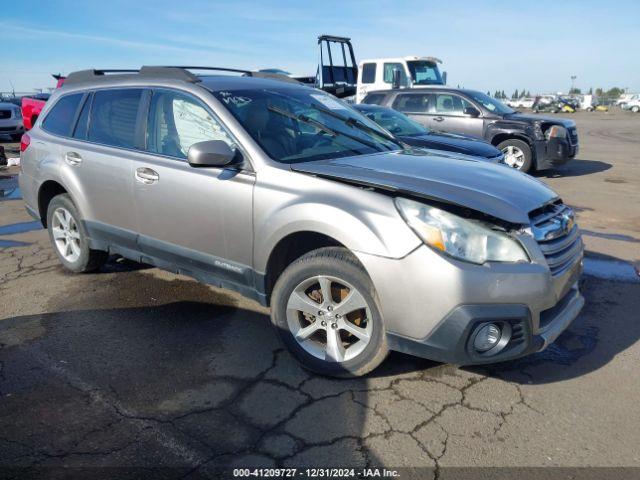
[353,103,390,111]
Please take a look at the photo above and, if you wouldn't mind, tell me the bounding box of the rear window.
[88,89,143,149]
[362,93,386,105]
[42,94,83,136]
[361,63,376,84]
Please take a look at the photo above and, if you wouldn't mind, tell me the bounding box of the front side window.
[88,89,142,149]
[212,87,401,163]
[361,63,376,84]
[463,90,514,114]
[147,90,235,160]
[383,63,408,86]
[42,93,83,136]
[392,94,434,113]
[406,61,443,85]
[434,94,473,116]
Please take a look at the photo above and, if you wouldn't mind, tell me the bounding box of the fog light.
[474,323,501,352]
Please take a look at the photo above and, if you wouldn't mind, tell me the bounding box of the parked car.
[0,102,25,140]
[353,104,504,163]
[363,88,579,173]
[622,98,640,113]
[21,93,51,131]
[20,67,584,377]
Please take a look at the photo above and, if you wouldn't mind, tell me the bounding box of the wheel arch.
[37,180,68,227]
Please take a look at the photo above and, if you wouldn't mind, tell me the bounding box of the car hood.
[291,150,559,224]
[505,112,576,128]
[400,131,501,159]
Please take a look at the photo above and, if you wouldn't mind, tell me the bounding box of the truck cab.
[356,56,445,103]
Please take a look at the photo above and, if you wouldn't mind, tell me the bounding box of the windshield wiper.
[266,105,382,150]
[310,104,402,147]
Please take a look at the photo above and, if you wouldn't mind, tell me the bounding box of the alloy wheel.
[51,207,81,263]
[501,145,526,169]
[286,275,372,363]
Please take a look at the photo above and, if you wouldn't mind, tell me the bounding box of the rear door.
[391,92,435,128]
[45,89,141,246]
[431,92,484,138]
[132,88,254,286]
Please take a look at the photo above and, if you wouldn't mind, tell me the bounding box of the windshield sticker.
[310,94,348,111]
[219,91,252,107]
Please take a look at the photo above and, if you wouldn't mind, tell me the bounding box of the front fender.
[253,169,421,272]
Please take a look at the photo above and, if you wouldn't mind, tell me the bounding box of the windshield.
[213,88,402,163]
[406,61,443,85]
[358,107,428,137]
[464,90,515,114]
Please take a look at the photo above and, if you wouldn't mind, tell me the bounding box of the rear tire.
[47,194,108,273]
[632,106,640,113]
[497,138,533,173]
[270,247,388,378]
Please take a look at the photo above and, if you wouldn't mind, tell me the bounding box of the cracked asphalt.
[1,111,639,479]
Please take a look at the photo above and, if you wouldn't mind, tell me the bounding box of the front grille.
[0,110,12,119]
[567,126,578,145]
[529,202,583,276]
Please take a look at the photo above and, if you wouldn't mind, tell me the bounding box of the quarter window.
[392,94,434,113]
[88,89,143,149]
[146,90,235,160]
[434,94,473,116]
[361,63,376,84]
[42,93,83,136]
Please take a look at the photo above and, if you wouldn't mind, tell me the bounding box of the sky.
[1,0,639,95]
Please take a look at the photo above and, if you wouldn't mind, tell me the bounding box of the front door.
[430,92,484,138]
[132,88,254,287]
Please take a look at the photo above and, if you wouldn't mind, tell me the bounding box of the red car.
[21,74,65,130]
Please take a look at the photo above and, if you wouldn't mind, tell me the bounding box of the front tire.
[632,106,640,113]
[498,138,533,173]
[270,247,388,377]
[47,194,108,273]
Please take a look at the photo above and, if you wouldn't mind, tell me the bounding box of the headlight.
[544,125,566,140]
[395,198,529,264]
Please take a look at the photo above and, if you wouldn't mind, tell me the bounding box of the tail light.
[20,133,31,153]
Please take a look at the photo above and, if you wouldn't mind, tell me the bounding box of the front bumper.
[355,242,584,365]
[534,137,578,170]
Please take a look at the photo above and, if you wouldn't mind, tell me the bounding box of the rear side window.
[88,89,143,149]
[72,94,92,140]
[362,93,386,105]
[361,63,376,84]
[393,94,434,113]
[42,93,83,136]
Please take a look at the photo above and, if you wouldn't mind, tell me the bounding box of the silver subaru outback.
[18,67,584,377]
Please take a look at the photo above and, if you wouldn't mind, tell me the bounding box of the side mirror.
[442,71,447,85]
[463,106,480,117]
[392,68,402,90]
[187,140,236,168]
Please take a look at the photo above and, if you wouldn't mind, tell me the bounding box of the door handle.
[433,116,445,122]
[65,151,82,166]
[135,167,159,184]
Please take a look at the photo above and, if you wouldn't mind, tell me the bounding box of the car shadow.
[535,158,612,178]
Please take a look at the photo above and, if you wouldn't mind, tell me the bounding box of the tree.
[569,87,581,94]
[526,90,531,97]
[606,87,624,99]
[512,89,519,99]
[588,87,593,95]
[501,90,506,99]
[487,91,491,96]
[595,88,604,97]
[519,89,526,98]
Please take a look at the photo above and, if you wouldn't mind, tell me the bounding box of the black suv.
[362,88,579,173]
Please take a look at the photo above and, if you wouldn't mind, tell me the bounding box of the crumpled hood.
[400,131,501,159]
[506,113,576,128]
[291,150,559,224]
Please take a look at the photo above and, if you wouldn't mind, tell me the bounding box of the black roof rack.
[63,66,301,87]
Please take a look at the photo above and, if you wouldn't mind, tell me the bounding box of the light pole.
[570,75,577,93]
